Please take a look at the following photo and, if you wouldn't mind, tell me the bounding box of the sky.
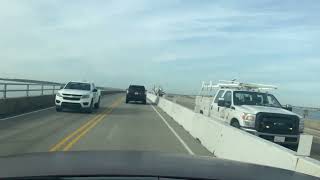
[0,0,319,107]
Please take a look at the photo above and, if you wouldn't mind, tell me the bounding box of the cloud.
[0,0,319,106]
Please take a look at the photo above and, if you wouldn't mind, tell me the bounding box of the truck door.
[210,90,225,118]
[219,91,232,121]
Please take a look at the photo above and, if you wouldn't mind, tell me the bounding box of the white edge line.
[0,106,55,121]
[149,102,195,155]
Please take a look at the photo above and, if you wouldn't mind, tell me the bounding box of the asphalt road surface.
[0,93,211,157]
[164,94,320,161]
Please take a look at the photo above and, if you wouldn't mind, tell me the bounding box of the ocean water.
[0,80,59,99]
[293,108,320,121]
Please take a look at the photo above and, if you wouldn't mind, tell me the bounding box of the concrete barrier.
[147,93,159,104]
[296,157,320,177]
[305,120,320,131]
[0,91,124,119]
[147,93,320,177]
[0,95,55,119]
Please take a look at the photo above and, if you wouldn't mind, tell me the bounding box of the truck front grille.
[62,93,82,97]
[61,102,81,109]
[255,113,299,135]
[63,97,80,101]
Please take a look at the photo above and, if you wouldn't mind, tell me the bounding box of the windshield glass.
[64,82,91,91]
[233,91,282,108]
[1,1,320,179]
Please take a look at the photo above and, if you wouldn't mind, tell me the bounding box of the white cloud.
[0,0,319,106]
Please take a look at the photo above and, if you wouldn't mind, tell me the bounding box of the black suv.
[126,85,146,104]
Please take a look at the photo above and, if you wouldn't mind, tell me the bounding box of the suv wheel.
[94,97,100,109]
[56,106,62,112]
[85,100,94,113]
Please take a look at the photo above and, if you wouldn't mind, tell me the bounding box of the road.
[164,94,320,161]
[0,93,211,157]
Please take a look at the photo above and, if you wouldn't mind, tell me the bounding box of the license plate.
[274,136,285,143]
[134,92,139,95]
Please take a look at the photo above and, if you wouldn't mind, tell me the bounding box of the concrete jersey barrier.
[147,93,320,178]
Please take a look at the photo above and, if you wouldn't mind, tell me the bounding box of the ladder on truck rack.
[200,80,277,94]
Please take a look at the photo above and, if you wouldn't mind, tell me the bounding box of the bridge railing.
[0,82,63,99]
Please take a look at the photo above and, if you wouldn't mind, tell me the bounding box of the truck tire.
[94,97,100,109]
[126,99,129,104]
[231,120,240,129]
[56,106,62,112]
[85,100,94,113]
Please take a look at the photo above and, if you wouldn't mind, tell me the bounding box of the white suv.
[55,81,101,113]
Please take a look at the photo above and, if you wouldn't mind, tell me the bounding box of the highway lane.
[164,94,320,161]
[0,93,211,157]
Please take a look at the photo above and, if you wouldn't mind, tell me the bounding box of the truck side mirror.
[93,89,98,92]
[218,98,226,107]
[282,104,293,111]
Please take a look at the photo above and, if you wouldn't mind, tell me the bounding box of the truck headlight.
[82,94,90,99]
[56,93,63,97]
[242,113,256,121]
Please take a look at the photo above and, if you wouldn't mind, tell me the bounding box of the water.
[0,80,59,99]
[293,107,320,121]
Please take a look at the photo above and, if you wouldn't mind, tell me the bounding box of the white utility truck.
[194,80,304,148]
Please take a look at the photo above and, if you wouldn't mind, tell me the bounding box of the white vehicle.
[55,81,101,113]
[195,80,304,147]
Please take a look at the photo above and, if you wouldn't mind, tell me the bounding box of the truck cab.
[195,81,304,147]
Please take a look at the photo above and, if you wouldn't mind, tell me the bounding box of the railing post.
[3,84,7,99]
[26,84,29,97]
[41,84,44,95]
[52,85,55,94]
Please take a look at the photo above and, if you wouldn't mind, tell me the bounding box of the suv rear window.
[129,85,145,92]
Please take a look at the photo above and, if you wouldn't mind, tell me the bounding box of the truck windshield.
[64,82,91,91]
[233,91,282,108]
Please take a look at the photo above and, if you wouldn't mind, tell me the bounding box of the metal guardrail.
[0,82,62,99]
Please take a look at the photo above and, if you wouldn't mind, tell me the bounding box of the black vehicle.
[0,151,318,180]
[126,85,146,104]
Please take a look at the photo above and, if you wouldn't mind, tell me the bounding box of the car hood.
[59,89,90,95]
[0,151,317,180]
[236,105,299,116]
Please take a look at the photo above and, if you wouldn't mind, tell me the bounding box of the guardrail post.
[26,84,29,97]
[3,84,7,99]
[41,84,44,95]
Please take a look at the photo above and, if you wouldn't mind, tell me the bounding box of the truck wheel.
[56,106,62,112]
[94,97,100,109]
[86,100,94,113]
[231,120,240,129]
[126,99,129,104]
